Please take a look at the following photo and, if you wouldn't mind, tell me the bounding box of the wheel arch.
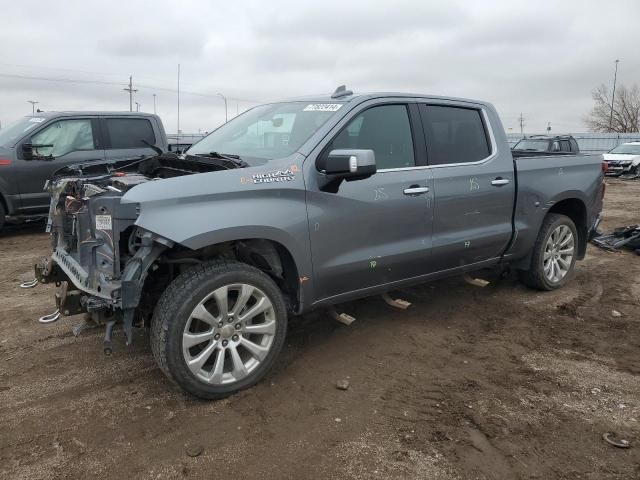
[548,197,588,259]
[153,236,304,314]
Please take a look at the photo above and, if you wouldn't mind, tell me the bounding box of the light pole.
[27,100,39,115]
[217,93,228,123]
[153,94,157,114]
[135,102,141,112]
[609,59,620,132]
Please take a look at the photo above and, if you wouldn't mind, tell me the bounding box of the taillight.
[0,159,11,166]
[602,161,608,173]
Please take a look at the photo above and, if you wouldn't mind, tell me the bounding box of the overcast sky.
[0,0,638,134]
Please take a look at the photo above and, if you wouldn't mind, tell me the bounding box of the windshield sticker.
[241,168,296,185]
[29,117,45,123]
[303,104,342,112]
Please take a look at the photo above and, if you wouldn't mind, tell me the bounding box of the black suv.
[511,135,580,158]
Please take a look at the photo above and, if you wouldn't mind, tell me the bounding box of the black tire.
[519,213,578,291]
[151,259,288,399]
[0,201,5,231]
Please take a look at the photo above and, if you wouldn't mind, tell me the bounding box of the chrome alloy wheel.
[543,225,575,283]
[182,283,276,385]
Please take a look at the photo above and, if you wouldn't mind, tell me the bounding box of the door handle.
[403,186,430,195]
[491,178,510,186]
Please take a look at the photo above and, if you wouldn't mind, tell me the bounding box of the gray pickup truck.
[36,87,604,399]
[0,111,167,229]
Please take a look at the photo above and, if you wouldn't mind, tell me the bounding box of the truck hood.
[121,153,305,206]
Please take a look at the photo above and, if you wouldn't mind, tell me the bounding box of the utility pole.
[177,64,181,141]
[217,93,228,123]
[153,94,157,114]
[135,102,141,112]
[609,59,620,132]
[518,113,526,134]
[546,122,551,132]
[123,75,137,112]
[27,100,39,115]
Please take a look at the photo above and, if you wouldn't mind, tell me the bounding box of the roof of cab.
[26,111,160,118]
[281,91,490,107]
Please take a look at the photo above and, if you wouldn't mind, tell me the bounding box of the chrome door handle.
[403,186,430,195]
[491,178,510,186]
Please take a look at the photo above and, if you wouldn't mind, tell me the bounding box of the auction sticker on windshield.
[303,104,342,112]
[95,215,113,231]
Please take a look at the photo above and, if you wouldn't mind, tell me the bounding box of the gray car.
[0,111,167,229]
[37,87,604,399]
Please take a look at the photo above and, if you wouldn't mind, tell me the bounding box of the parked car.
[602,142,640,177]
[511,135,580,157]
[0,112,167,230]
[37,88,604,399]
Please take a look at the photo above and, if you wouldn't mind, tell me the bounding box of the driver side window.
[328,104,415,170]
[31,119,95,158]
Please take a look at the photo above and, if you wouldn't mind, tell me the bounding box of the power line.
[0,72,125,87]
[0,72,265,103]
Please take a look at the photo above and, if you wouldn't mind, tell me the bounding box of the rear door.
[419,103,514,271]
[306,101,434,302]
[101,116,159,161]
[15,117,104,212]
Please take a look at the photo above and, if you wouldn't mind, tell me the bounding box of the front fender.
[123,158,314,308]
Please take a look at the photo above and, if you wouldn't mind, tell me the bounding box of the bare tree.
[584,83,640,133]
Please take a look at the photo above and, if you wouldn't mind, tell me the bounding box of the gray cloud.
[1,0,638,134]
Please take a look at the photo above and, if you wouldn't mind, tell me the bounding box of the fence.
[506,133,640,154]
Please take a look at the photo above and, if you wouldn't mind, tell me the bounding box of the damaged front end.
[35,152,246,353]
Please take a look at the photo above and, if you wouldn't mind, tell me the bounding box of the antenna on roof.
[331,85,353,99]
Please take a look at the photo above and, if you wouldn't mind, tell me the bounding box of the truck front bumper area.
[35,231,168,346]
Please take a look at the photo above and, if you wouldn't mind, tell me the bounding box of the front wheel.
[151,260,288,399]
[519,213,578,291]
[0,201,5,231]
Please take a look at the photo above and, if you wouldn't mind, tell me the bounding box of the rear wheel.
[151,260,288,399]
[519,213,578,291]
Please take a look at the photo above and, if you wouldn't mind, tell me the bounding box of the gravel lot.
[1,178,639,479]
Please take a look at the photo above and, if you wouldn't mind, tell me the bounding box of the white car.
[603,142,640,177]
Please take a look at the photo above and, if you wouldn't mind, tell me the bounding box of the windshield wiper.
[194,152,249,167]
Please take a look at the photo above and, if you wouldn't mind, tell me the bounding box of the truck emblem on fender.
[249,169,296,184]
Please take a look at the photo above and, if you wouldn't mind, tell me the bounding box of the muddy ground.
[1,179,639,480]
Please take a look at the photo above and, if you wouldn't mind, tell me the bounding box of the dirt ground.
[1,179,639,480]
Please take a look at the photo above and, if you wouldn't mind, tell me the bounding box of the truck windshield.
[0,116,46,147]
[608,144,640,155]
[187,102,344,163]
[512,139,550,152]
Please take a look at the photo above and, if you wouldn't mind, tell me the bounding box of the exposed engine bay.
[36,152,250,351]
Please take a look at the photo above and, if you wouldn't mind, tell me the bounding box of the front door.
[305,102,434,302]
[15,118,104,212]
[419,103,514,271]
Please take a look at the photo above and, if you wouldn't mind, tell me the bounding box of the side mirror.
[21,142,54,161]
[316,149,376,192]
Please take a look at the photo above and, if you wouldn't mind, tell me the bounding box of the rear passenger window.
[328,105,415,170]
[560,140,571,152]
[421,105,490,165]
[104,118,155,149]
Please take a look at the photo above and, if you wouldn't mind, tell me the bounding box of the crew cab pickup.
[0,111,167,230]
[511,134,580,158]
[37,87,604,399]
